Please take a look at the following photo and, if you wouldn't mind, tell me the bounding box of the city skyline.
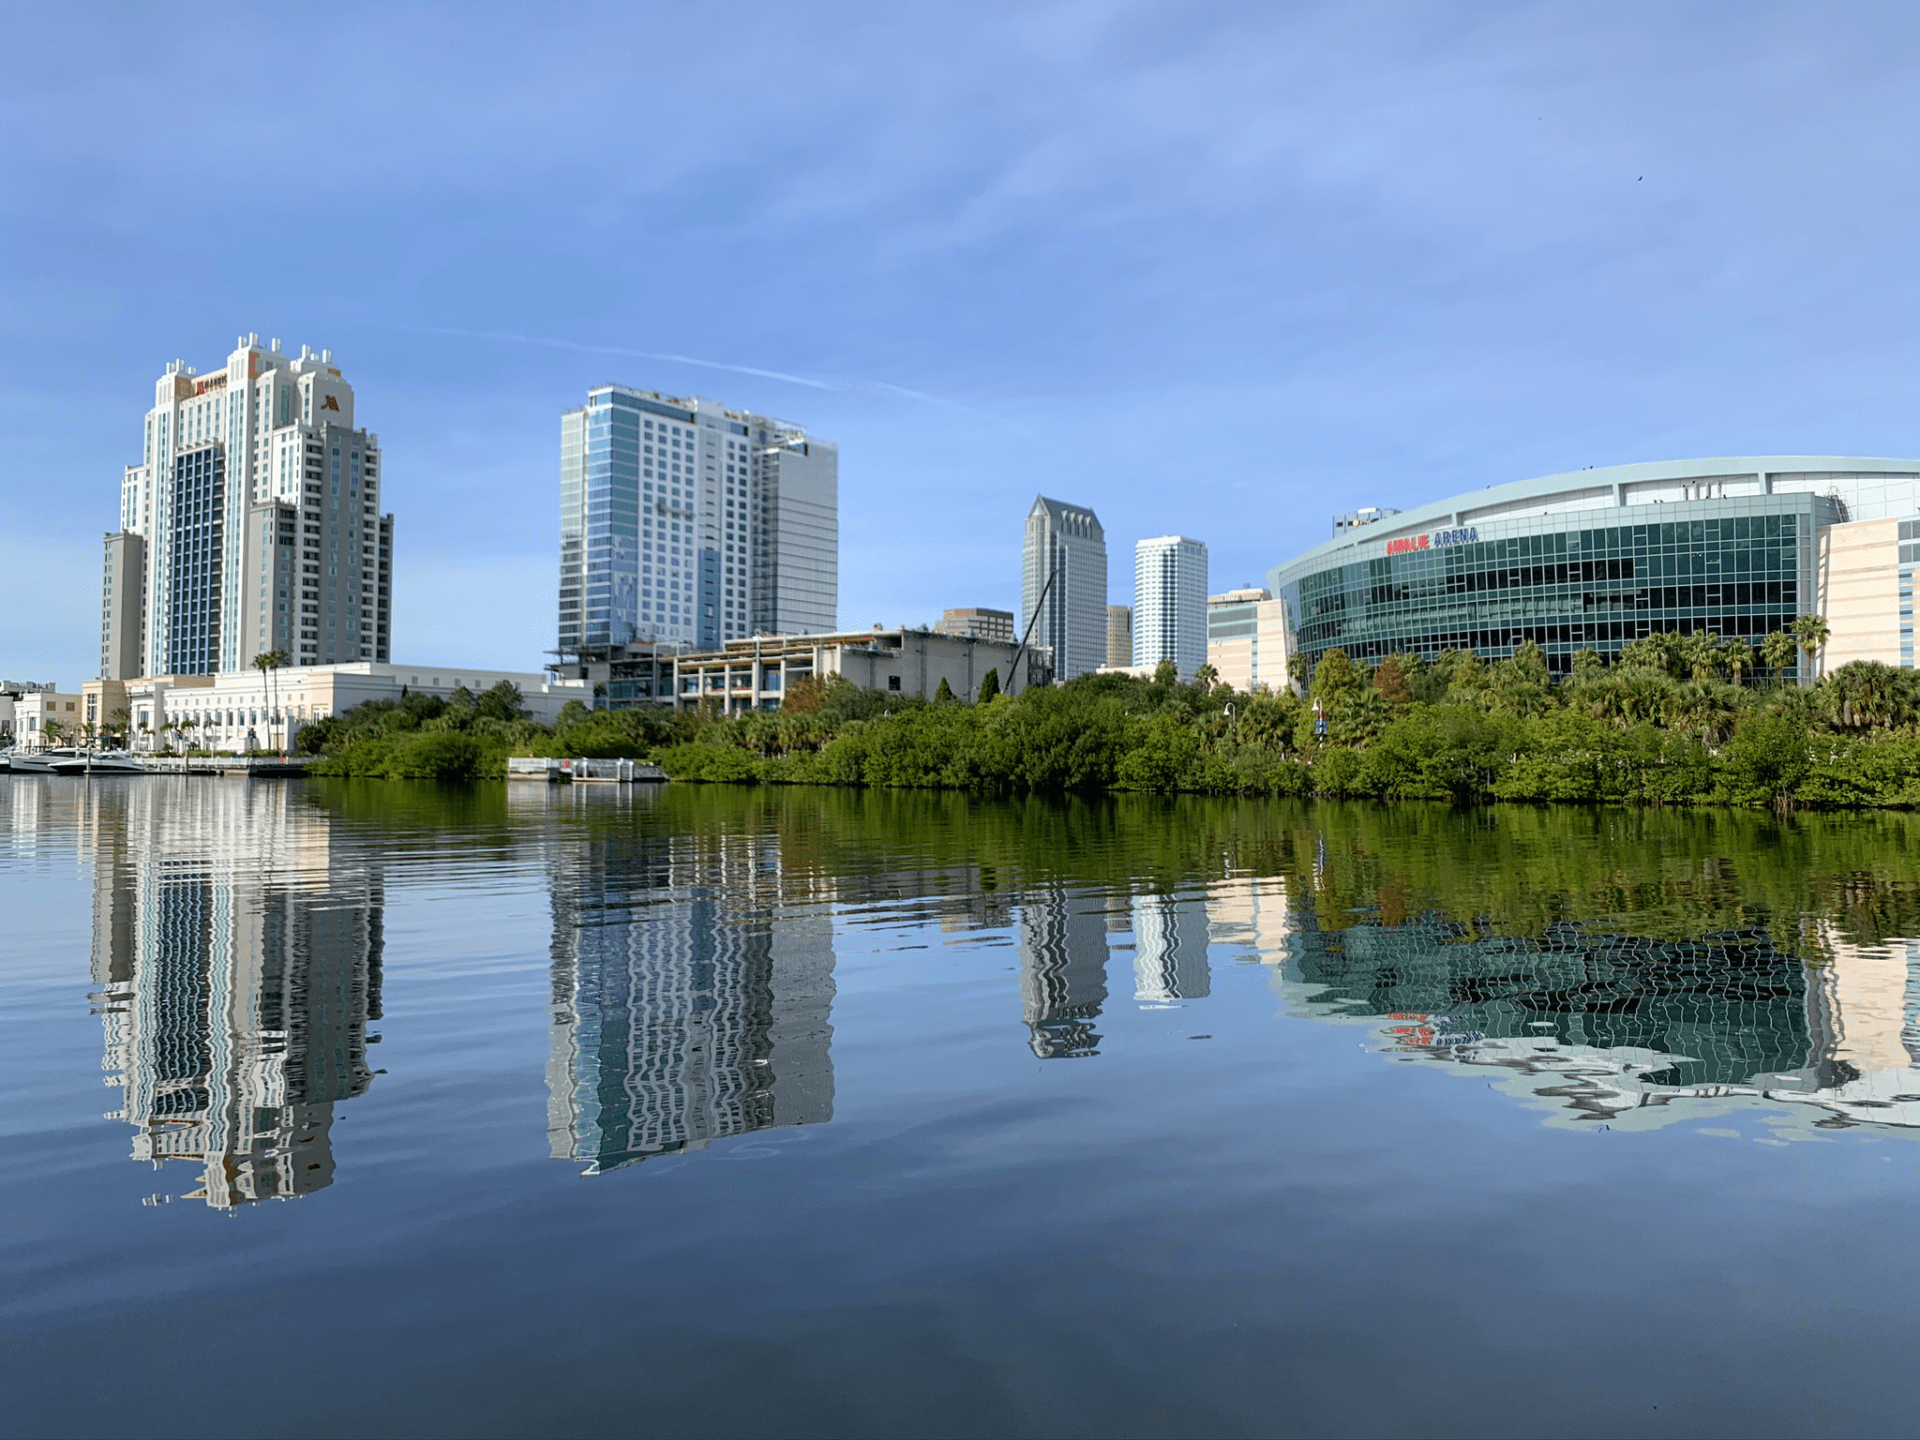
[13,7,1920,682]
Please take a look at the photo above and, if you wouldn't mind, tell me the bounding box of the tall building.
[558,387,838,656]
[1133,535,1209,680]
[1207,587,1293,693]
[935,607,1015,645]
[102,336,393,679]
[1022,496,1107,681]
[1106,605,1133,669]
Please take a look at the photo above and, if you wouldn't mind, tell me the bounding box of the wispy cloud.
[415,324,1034,434]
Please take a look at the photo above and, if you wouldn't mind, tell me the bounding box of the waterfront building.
[546,825,834,1174]
[83,661,586,754]
[672,626,1048,712]
[545,640,678,711]
[12,690,82,752]
[1207,588,1293,693]
[1022,497,1107,681]
[1106,605,1133,669]
[0,680,55,746]
[1270,458,1920,680]
[558,386,837,658]
[1133,535,1209,680]
[102,336,393,679]
[89,782,383,1207]
[935,607,1015,645]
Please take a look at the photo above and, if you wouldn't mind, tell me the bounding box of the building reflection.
[547,828,835,1174]
[1271,900,1920,1136]
[1130,892,1211,1004]
[90,783,382,1207]
[1017,886,1111,1058]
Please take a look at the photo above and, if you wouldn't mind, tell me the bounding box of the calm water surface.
[6,777,1920,1438]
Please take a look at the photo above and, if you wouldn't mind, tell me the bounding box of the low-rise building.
[12,689,84,751]
[934,607,1015,645]
[0,681,57,746]
[673,628,1050,713]
[1207,588,1293,694]
[85,662,588,754]
[546,641,680,711]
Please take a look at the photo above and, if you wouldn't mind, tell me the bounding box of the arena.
[1269,457,1920,681]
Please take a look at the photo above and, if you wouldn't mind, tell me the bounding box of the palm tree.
[1192,663,1220,692]
[1724,637,1756,687]
[253,649,289,754]
[1790,614,1830,681]
[1759,629,1797,686]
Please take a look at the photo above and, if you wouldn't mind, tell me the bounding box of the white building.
[11,689,83,752]
[1022,496,1107,681]
[85,662,587,755]
[1133,535,1208,680]
[559,387,838,657]
[103,335,394,680]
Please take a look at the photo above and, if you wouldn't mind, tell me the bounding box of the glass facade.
[1280,495,1831,677]
[165,447,225,675]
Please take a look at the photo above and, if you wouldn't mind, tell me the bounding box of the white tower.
[104,336,393,678]
[1134,535,1209,679]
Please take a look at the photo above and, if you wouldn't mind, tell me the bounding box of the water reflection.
[1017,886,1110,1058]
[88,783,382,1207]
[546,827,835,1174]
[1271,883,1920,1135]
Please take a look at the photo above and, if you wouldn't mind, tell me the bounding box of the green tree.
[1151,658,1180,688]
[1192,663,1219,693]
[977,668,1001,704]
[934,676,956,704]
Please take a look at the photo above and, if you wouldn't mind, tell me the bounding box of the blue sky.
[5,2,1920,684]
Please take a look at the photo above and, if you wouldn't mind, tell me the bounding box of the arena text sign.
[1386,525,1479,556]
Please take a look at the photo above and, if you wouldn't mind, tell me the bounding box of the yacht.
[48,751,150,776]
[8,746,79,774]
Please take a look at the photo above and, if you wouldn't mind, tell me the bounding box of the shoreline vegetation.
[294,624,1920,810]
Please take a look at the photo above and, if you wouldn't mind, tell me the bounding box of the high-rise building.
[1022,496,1106,681]
[1133,535,1208,680]
[103,336,393,679]
[558,387,838,656]
[935,607,1015,645]
[1106,605,1133,669]
[1207,587,1293,693]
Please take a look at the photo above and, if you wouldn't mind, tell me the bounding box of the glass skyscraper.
[558,387,837,654]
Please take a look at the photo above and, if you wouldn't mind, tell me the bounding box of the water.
[5,777,1920,1438]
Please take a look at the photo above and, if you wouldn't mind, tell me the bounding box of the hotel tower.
[101,335,394,679]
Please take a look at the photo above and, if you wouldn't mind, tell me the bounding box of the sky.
[5,1,1920,685]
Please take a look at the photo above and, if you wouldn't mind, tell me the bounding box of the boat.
[7,746,79,773]
[48,751,151,776]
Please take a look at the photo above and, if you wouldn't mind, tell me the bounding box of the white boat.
[49,751,151,776]
[7,747,79,773]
